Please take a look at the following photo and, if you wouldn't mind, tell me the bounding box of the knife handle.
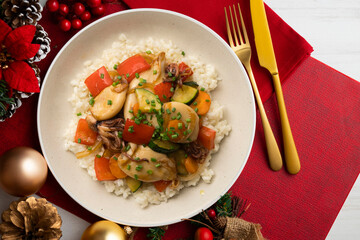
[245,65,282,171]
[272,73,301,174]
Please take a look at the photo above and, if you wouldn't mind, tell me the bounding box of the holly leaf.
[3,61,39,93]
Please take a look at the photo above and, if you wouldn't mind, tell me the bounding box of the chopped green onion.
[129,109,133,113]
[100,73,104,79]
[113,64,118,70]
[155,163,161,168]
[136,165,143,171]
[134,174,138,180]
[151,158,157,162]
[87,147,92,150]
[170,87,174,92]
[112,81,120,86]
[171,134,178,139]
[89,98,95,106]
[113,156,118,160]
[194,108,198,113]
[118,131,123,138]
[147,170,153,175]
[125,145,130,151]
[172,107,176,112]
[141,78,147,83]
[146,99,150,104]
[135,119,141,125]
[77,138,81,143]
[171,116,176,120]
[186,118,191,123]
[135,73,139,78]
[117,75,122,80]
[128,126,134,133]
[201,87,205,91]
[168,72,173,77]
[146,50,152,54]
[138,83,143,86]
[163,94,167,99]
[96,154,101,158]
[107,100,112,105]
[77,112,82,116]
[181,51,185,56]
[135,157,140,161]
[178,123,183,129]
[184,154,188,158]
[205,99,210,102]
[166,109,171,114]
[127,165,131,170]
[153,70,157,75]
[193,101,198,106]
[126,73,130,78]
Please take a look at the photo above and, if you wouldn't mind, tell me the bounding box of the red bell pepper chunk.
[197,126,216,150]
[117,54,151,83]
[179,62,193,82]
[154,82,174,102]
[122,119,155,145]
[84,66,113,97]
[74,118,98,146]
[94,156,117,181]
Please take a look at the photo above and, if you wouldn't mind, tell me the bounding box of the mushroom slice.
[163,102,200,143]
[118,146,177,182]
[90,83,128,121]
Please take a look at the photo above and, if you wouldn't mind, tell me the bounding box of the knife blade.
[250,0,301,174]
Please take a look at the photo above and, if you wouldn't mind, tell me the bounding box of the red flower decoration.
[0,19,40,93]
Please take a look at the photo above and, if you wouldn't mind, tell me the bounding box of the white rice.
[64,34,231,208]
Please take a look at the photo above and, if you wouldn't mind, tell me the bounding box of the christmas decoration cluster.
[0,0,50,121]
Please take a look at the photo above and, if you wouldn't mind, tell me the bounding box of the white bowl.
[37,9,255,227]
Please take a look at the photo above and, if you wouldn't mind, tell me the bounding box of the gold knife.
[250,0,300,174]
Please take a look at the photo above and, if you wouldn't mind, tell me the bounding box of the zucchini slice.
[171,85,199,104]
[126,177,142,193]
[135,88,162,112]
[148,139,180,154]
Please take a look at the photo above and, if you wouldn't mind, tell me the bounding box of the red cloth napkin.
[0,0,359,239]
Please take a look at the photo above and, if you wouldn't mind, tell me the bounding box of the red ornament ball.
[71,19,83,29]
[207,209,216,219]
[87,0,102,8]
[73,3,86,16]
[46,0,59,12]
[194,227,214,240]
[59,4,70,16]
[59,19,71,31]
[80,11,91,21]
[91,4,105,16]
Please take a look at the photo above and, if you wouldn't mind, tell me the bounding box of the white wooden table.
[0,0,359,239]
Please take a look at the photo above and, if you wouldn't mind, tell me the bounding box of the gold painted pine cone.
[0,197,62,240]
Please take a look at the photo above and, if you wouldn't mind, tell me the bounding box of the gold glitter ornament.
[81,220,127,240]
[0,197,62,239]
[0,147,48,196]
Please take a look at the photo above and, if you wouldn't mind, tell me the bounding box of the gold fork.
[225,4,282,171]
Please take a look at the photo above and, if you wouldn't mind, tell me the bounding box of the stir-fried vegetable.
[122,119,155,144]
[184,156,198,174]
[75,141,102,159]
[117,54,151,83]
[74,118,98,146]
[84,66,113,97]
[109,155,127,179]
[190,90,211,115]
[154,82,174,102]
[198,126,216,150]
[178,62,193,81]
[94,156,117,181]
[153,180,172,192]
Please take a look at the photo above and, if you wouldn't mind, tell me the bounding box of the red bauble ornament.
[91,4,105,16]
[80,11,91,21]
[87,0,102,8]
[71,19,83,29]
[46,0,59,12]
[194,228,214,240]
[73,3,86,16]
[59,19,71,31]
[59,4,70,16]
[207,209,216,219]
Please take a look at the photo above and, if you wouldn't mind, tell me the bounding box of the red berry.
[194,228,213,240]
[59,4,69,16]
[91,4,105,16]
[207,209,216,219]
[73,3,85,16]
[80,11,91,21]
[59,19,71,31]
[46,0,59,12]
[71,19,83,29]
[87,0,102,8]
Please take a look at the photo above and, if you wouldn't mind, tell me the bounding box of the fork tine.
[237,3,249,44]
[232,4,244,44]
[228,6,239,46]
[224,7,234,47]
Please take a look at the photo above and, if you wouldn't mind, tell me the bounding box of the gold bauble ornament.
[81,220,127,240]
[0,147,48,196]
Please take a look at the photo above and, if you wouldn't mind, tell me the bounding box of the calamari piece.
[162,102,200,143]
[118,146,177,182]
[90,82,128,121]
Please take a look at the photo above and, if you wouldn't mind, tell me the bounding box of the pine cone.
[0,95,21,122]
[29,24,51,63]
[1,0,43,28]
[0,197,62,240]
